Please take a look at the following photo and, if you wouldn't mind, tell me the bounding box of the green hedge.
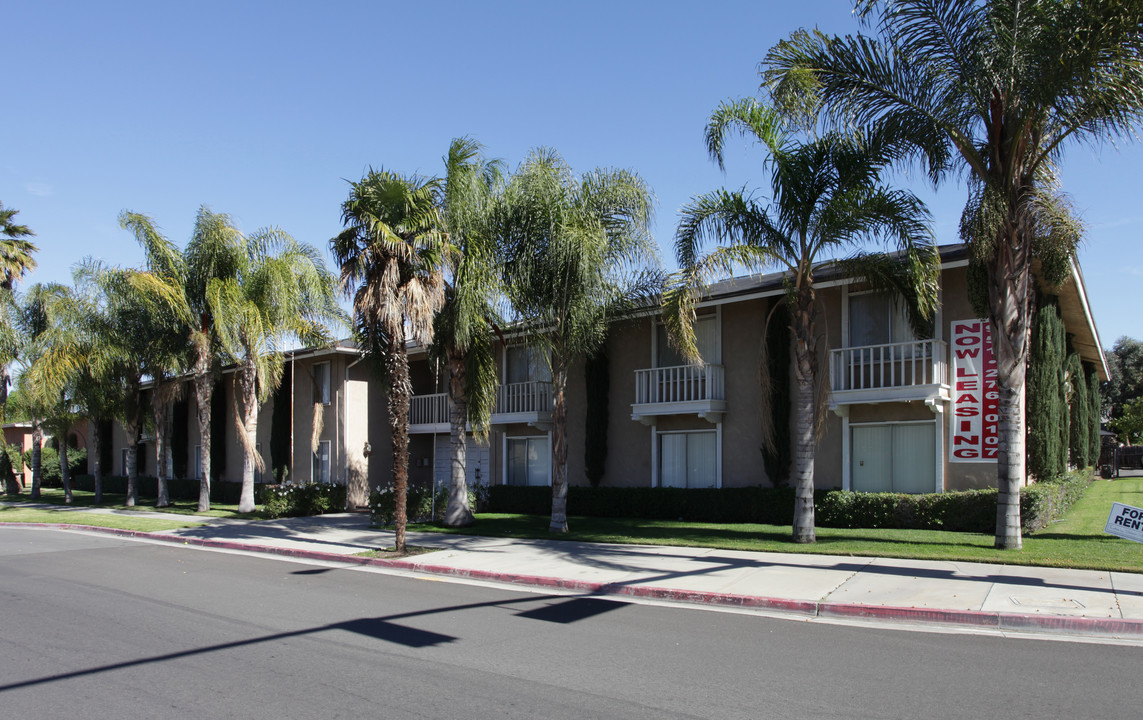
[488,471,1093,534]
[71,475,248,505]
[1020,469,1092,533]
[260,483,347,519]
[488,485,798,524]
[370,483,490,527]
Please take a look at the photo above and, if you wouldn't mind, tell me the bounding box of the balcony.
[409,392,449,434]
[491,380,553,430]
[828,338,949,411]
[631,364,727,425]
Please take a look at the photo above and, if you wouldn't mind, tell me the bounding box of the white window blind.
[660,431,717,489]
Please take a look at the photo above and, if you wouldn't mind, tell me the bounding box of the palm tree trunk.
[387,328,411,553]
[238,364,259,514]
[790,289,817,544]
[995,380,1024,549]
[154,385,169,508]
[124,418,139,507]
[988,234,1032,549]
[195,352,214,513]
[30,419,42,500]
[550,362,569,533]
[444,350,474,527]
[60,441,72,504]
[92,418,104,505]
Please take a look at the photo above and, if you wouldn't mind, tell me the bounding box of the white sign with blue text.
[1105,502,1143,544]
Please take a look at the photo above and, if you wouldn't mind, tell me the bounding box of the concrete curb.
[8,521,1143,639]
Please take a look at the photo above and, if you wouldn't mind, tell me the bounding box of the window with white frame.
[313,440,331,484]
[313,362,331,405]
[848,290,921,347]
[656,313,719,367]
[505,345,551,384]
[658,430,717,488]
[506,436,549,486]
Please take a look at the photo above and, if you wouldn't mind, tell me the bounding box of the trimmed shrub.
[258,483,347,519]
[1020,470,1092,533]
[370,483,485,527]
[70,475,267,506]
[486,472,1093,535]
[488,485,798,524]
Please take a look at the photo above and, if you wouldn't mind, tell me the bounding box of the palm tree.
[211,229,341,514]
[119,208,245,511]
[333,169,448,553]
[0,202,38,413]
[30,262,124,504]
[664,98,938,544]
[13,283,73,500]
[765,0,1143,548]
[496,148,657,533]
[431,137,505,527]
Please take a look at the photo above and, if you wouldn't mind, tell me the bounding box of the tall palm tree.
[333,169,449,553]
[119,208,245,511]
[664,98,938,544]
[13,283,73,500]
[211,229,341,514]
[431,137,505,527]
[0,202,39,413]
[765,0,1143,548]
[496,148,657,533]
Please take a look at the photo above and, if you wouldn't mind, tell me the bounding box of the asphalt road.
[2,527,1139,720]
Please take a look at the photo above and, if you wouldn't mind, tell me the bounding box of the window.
[505,346,551,384]
[657,314,719,367]
[851,422,935,494]
[506,436,549,486]
[659,430,717,488]
[313,441,331,484]
[848,291,919,347]
[313,362,331,405]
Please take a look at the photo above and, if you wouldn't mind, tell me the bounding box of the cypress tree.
[270,362,292,482]
[762,301,791,485]
[1086,363,1102,467]
[1027,298,1065,480]
[584,348,610,487]
[1067,351,1088,468]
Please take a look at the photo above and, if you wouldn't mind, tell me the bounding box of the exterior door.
[852,425,893,492]
[851,423,935,494]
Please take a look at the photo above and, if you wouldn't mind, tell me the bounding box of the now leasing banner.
[949,320,999,463]
[1105,502,1143,544]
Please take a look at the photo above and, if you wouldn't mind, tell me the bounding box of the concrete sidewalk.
[6,508,1143,640]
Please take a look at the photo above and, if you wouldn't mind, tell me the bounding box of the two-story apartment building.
[91,244,1105,506]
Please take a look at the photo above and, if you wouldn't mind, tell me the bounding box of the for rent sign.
[1105,502,1143,544]
[949,320,999,463]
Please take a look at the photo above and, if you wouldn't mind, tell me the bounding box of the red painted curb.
[6,522,1142,638]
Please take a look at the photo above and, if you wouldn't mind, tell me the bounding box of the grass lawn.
[412,477,1143,573]
[0,505,202,532]
[1,488,262,520]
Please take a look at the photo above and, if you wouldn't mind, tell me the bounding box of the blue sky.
[6,0,1141,348]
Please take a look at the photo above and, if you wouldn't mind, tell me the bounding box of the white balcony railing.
[494,380,553,416]
[633,364,725,406]
[409,392,448,426]
[829,339,948,393]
